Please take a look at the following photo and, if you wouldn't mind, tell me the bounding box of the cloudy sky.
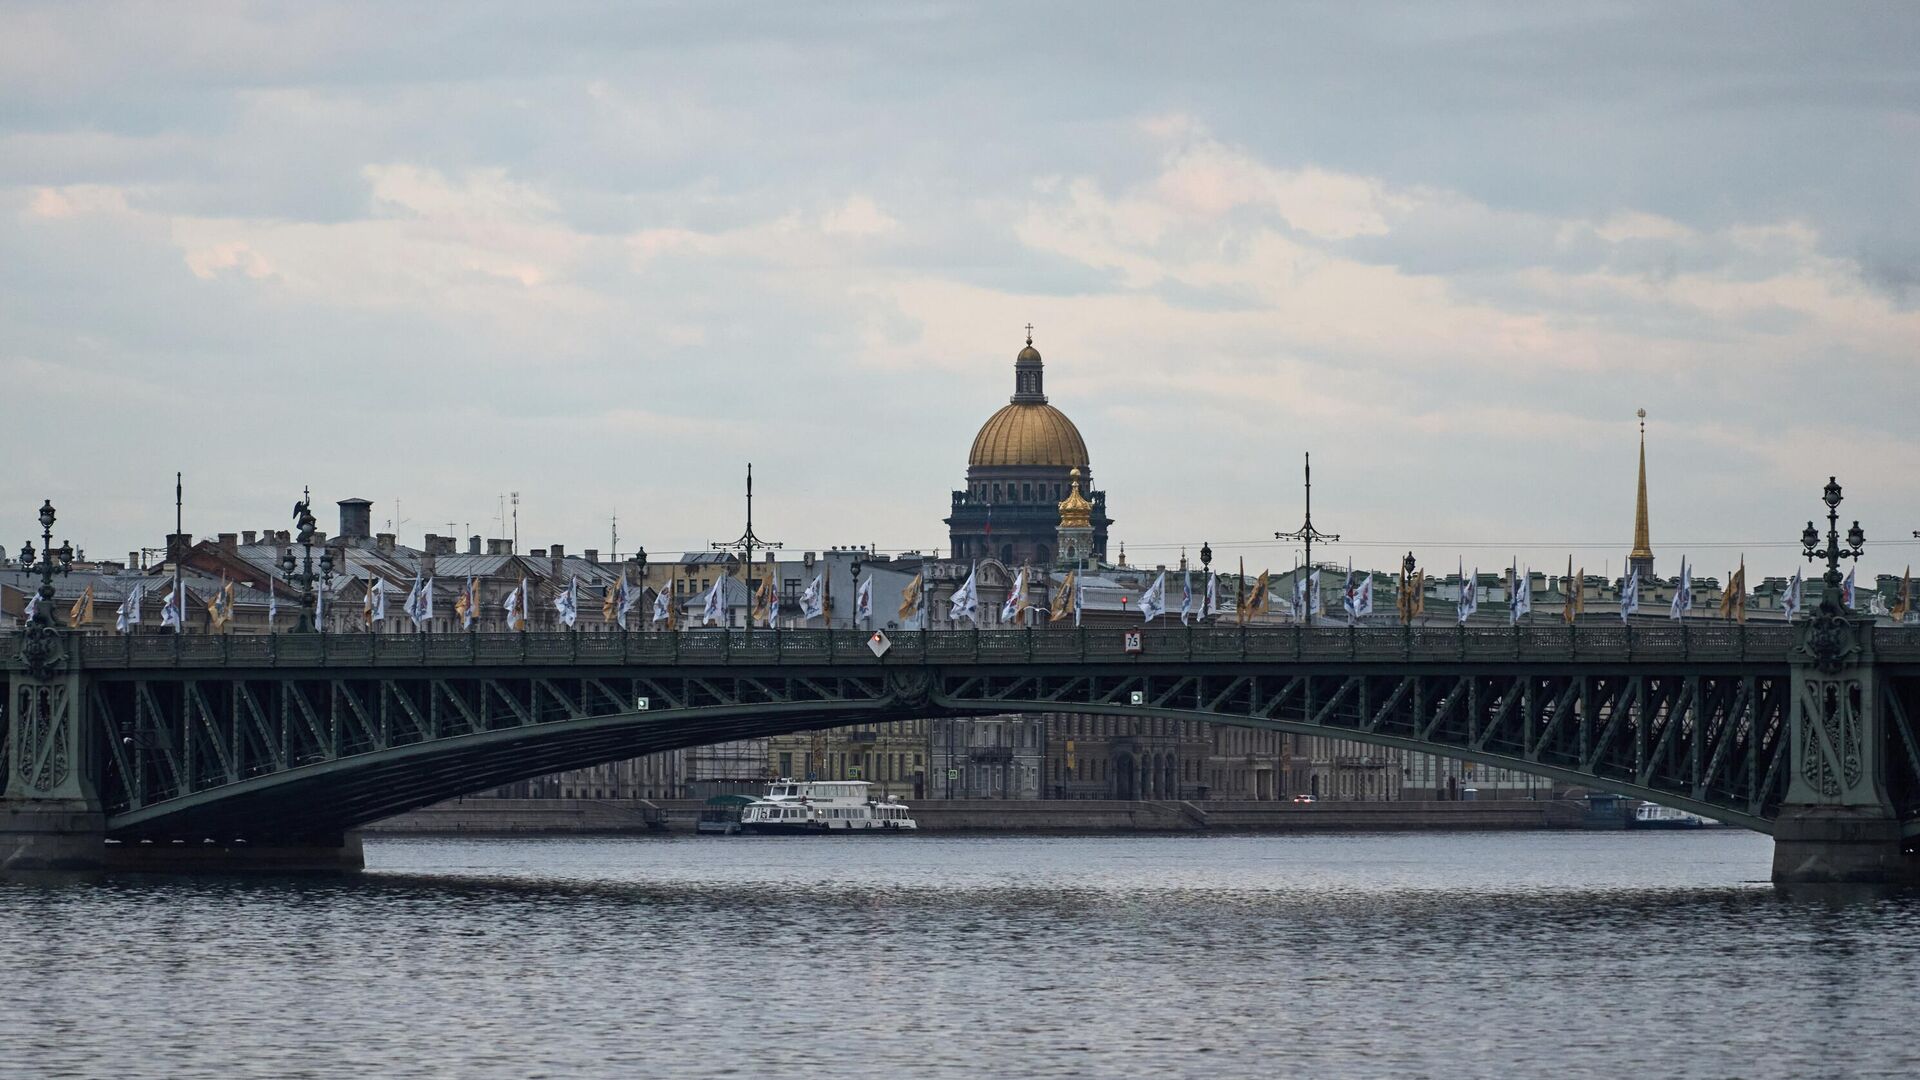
[3,2,1916,582]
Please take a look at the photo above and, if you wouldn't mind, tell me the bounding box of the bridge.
[6,620,1918,882]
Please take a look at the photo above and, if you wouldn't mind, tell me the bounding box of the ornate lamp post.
[847,551,865,630]
[279,487,335,632]
[633,546,648,630]
[712,464,781,639]
[1276,453,1339,626]
[1801,476,1865,616]
[19,499,74,628]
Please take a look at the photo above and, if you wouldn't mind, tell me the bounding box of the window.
[1022,483,1032,501]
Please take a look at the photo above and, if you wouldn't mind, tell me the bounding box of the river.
[2,831,1916,1079]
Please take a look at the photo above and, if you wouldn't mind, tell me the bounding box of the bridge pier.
[1,800,106,871]
[5,659,109,870]
[1771,616,1917,885]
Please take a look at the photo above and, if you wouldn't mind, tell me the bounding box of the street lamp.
[633,546,648,630]
[19,499,74,627]
[1801,475,1865,615]
[280,487,335,632]
[1276,453,1339,626]
[847,551,865,630]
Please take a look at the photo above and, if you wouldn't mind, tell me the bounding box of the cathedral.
[946,334,1112,565]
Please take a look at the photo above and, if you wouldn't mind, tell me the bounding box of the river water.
[3,831,1917,1079]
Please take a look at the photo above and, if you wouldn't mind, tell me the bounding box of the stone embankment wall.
[365,798,1586,835]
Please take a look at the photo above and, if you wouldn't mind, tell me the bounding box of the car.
[1290,794,1316,804]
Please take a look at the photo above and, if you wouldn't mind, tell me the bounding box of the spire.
[1629,409,1655,578]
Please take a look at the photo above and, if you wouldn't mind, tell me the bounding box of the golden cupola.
[967,336,1091,468]
[1057,468,1094,529]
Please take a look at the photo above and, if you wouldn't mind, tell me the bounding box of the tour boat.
[1627,802,1710,830]
[737,779,918,834]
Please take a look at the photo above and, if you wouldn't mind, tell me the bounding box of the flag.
[554,576,579,628]
[603,572,625,625]
[207,578,236,632]
[1841,566,1856,609]
[1510,564,1532,625]
[1670,558,1692,620]
[1782,568,1803,621]
[69,583,95,626]
[1307,570,1323,616]
[1399,570,1425,624]
[949,566,980,625]
[23,594,39,623]
[455,577,480,630]
[1891,567,1912,622]
[1179,570,1194,625]
[315,580,326,628]
[364,578,389,628]
[117,583,143,634]
[752,575,777,625]
[503,577,529,631]
[855,575,874,625]
[616,572,643,627]
[1562,558,1585,625]
[1458,561,1478,624]
[161,583,184,632]
[266,587,278,631]
[1239,569,1271,624]
[1720,559,1747,624]
[898,573,925,622]
[1621,568,1640,624]
[1140,571,1167,623]
[652,581,674,627]
[1204,570,1219,619]
[701,574,728,626]
[799,574,825,621]
[1352,572,1373,619]
[1293,567,1308,624]
[1051,570,1077,624]
[1002,568,1028,624]
[405,575,434,630]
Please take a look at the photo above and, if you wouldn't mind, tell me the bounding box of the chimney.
[584,549,599,564]
[242,530,257,546]
[278,530,291,544]
[218,533,238,553]
[431,535,456,556]
[469,535,482,555]
[128,551,140,569]
[487,538,511,556]
[421,552,436,579]
[550,544,565,559]
[530,548,547,558]
[337,498,373,543]
[375,533,396,553]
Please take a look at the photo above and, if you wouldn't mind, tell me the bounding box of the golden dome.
[1057,468,1093,528]
[969,403,1090,468]
[967,334,1091,468]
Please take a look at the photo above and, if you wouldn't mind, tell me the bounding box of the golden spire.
[1057,467,1093,529]
[1630,408,1653,562]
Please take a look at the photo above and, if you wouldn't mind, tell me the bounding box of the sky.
[3,2,1917,583]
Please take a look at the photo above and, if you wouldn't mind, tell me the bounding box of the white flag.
[949,567,980,625]
[1620,568,1639,623]
[23,594,39,623]
[1204,571,1219,618]
[365,578,389,627]
[405,575,434,630]
[266,587,278,631]
[1343,561,1362,622]
[1140,571,1167,623]
[502,580,523,631]
[1841,566,1856,609]
[855,575,874,625]
[554,576,579,628]
[702,575,728,626]
[1458,562,1478,624]
[1670,558,1692,620]
[652,582,673,625]
[1001,569,1028,624]
[1782,568,1803,620]
[1510,565,1532,625]
[315,581,326,628]
[617,573,643,627]
[1307,570,1323,615]
[1179,570,1194,625]
[160,583,184,631]
[1355,574,1374,617]
[117,583,144,634]
[799,574,825,621]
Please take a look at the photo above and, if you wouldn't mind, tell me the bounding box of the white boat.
[1627,802,1711,830]
[738,779,918,835]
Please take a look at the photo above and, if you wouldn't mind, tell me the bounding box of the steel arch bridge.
[8,624,1918,848]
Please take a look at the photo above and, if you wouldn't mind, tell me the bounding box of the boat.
[738,779,918,834]
[1627,802,1710,830]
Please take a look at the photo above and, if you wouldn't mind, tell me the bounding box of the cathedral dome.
[968,402,1090,468]
[966,336,1091,468]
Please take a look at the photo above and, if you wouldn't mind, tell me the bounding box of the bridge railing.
[8,620,1852,671]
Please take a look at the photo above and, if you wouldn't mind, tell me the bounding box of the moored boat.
[1627,802,1710,830]
[738,779,918,834]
